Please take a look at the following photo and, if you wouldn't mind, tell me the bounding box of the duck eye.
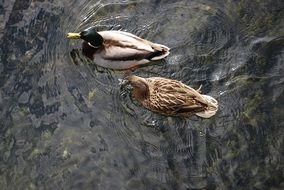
[80,31,87,37]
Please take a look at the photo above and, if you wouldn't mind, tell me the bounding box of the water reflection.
[0,0,283,189]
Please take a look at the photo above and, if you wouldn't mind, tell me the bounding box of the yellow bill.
[66,33,81,39]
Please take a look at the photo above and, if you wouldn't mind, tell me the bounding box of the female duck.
[125,75,218,118]
[66,27,170,70]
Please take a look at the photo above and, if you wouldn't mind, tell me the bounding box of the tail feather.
[195,95,218,118]
[150,43,170,60]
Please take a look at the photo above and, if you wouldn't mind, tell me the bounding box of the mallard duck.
[66,27,170,70]
[125,75,218,118]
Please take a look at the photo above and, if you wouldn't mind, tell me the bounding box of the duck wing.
[146,78,208,114]
[99,46,153,61]
[98,31,169,53]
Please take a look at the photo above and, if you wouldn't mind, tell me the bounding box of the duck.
[66,27,170,70]
[125,75,218,118]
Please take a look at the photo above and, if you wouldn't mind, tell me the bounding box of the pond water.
[0,0,283,189]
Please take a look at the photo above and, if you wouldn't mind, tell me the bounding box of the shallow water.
[0,0,283,189]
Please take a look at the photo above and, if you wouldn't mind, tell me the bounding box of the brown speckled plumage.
[127,76,218,118]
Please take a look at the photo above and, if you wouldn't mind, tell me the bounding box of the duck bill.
[66,33,81,39]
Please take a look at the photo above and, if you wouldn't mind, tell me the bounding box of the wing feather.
[100,46,150,61]
[98,31,155,52]
[144,78,208,114]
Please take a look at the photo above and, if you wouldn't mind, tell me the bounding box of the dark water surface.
[0,0,284,189]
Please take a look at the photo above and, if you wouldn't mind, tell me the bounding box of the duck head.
[126,76,150,101]
[66,27,104,48]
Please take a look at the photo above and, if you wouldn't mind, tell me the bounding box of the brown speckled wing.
[144,78,207,115]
